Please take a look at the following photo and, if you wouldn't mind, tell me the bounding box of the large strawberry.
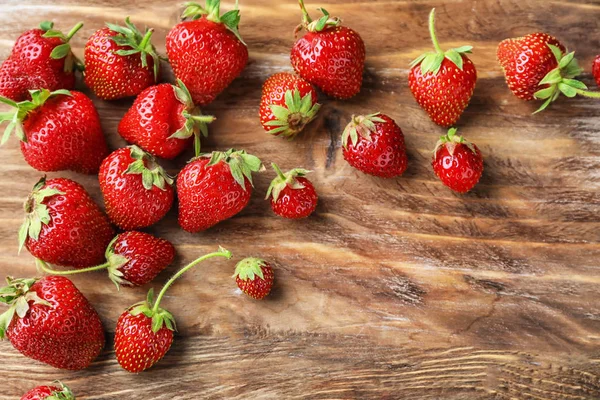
[166,0,248,105]
[18,177,115,269]
[266,164,317,219]
[99,146,174,229]
[177,149,262,232]
[21,381,75,400]
[0,276,105,370]
[408,9,476,127]
[259,72,320,139]
[115,247,231,372]
[118,80,215,159]
[497,33,600,112]
[38,231,175,288]
[291,1,365,99]
[432,128,483,193]
[342,113,408,178]
[233,257,274,300]
[0,21,83,102]
[0,89,108,174]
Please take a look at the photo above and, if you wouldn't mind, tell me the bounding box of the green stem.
[575,89,600,98]
[194,133,201,157]
[65,22,84,42]
[271,163,286,180]
[0,96,17,108]
[189,115,216,123]
[139,28,154,50]
[152,249,232,313]
[298,0,312,24]
[37,259,110,275]
[428,8,443,54]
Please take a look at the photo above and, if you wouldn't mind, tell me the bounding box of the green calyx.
[409,8,473,75]
[266,88,320,139]
[182,0,246,45]
[0,276,50,339]
[169,79,216,157]
[46,381,76,400]
[0,88,72,145]
[533,43,600,113]
[106,17,160,80]
[266,163,310,202]
[232,257,267,281]
[341,112,385,149]
[18,177,65,254]
[296,0,341,34]
[40,21,84,72]
[124,145,174,191]
[433,127,476,159]
[204,149,263,190]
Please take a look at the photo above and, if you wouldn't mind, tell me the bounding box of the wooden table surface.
[1,0,600,398]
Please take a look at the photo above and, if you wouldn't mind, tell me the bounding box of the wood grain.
[1,0,600,398]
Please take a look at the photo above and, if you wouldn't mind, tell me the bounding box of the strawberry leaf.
[50,43,71,60]
[445,49,463,70]
[233,257,266,281]
[266,163,309,202]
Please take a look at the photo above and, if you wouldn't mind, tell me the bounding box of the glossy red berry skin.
[114,312,173,373]
[343,114,408,178]
[20,91,108,174]
[236,263,274,300]
[6,276,105,370]
[291,26,365,99]
[432,143,483,193]
[21,385,62,400]
[270,177,317,219]
[593,55,600,87]
[166,18,248,106]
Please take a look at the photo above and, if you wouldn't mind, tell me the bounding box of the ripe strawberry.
[408,9,476,127]
[84,17,159,100]
[177,149,262,232]
[99,146,174,229]
[342,113,408,178]
[291,2,365,99]
[0,89,108,174]
[115,247,231,372]
[593,55,600,87]
[38,231,175,288]
[432,128,483,193]
[0,276,105,370]
[118,80,215,159]
[266,164,317,219]
[0,21,83,102]
[21,381,75,400]
[233,258,274,300]
[259,72,320,138]
[166,1,248,105]
[18,177,115,269]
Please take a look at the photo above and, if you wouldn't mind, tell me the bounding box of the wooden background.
[1,0,600,398]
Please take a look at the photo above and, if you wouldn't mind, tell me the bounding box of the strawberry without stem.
[432,128,483,193]
[266,164,317,219]
[21,382,75,400]
[233,258,274,300]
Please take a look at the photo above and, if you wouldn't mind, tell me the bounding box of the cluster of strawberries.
[3,1,600,398]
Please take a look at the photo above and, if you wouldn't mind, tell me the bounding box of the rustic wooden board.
[1,0,600,398]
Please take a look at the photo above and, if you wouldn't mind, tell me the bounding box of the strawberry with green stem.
[233,257,274,300]
[266,163,317,219]
[20,381,75,400]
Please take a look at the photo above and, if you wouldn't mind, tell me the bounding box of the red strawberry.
[166,1,248,106]
[342,113,408,178]
[408,9,476,127]
[118,80,215,159]
[259,72,320,138]
[21,382,75,400]
[177,149,262,232]
[0,21,83,102]
[115,247,231,372]
[233,258,274,300]
[432,128,483,193]
[0,89,108,174]
[291,2,365,99]
[593,55,600,87]
[38,231,175,288]
[84,17,159,100]
[99,146,174,229]
[18,177,115,269]
[266,164,317,219]
[0,276,105,370]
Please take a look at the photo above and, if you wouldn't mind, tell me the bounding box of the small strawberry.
[498,33,600,112]
[259,72,320,139]
[118,80,215,159]
[115,247,232,372]
[342,112,408,178]
[18,177,115,269]
[177,149,262,232]
[166,1,248,105]
[0,21,83,102]
[99,146,174,229]
[0,276,105,370]
[432,128,483,193]
[21,381,75,400]
[408,9,476,127]
[266,163,317,219]
[0,89,108,174]
[593,55,600,87]
[84,17,160,100]
[38,231,175,288]
[291,2,365,99]
[233,258,274,300]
